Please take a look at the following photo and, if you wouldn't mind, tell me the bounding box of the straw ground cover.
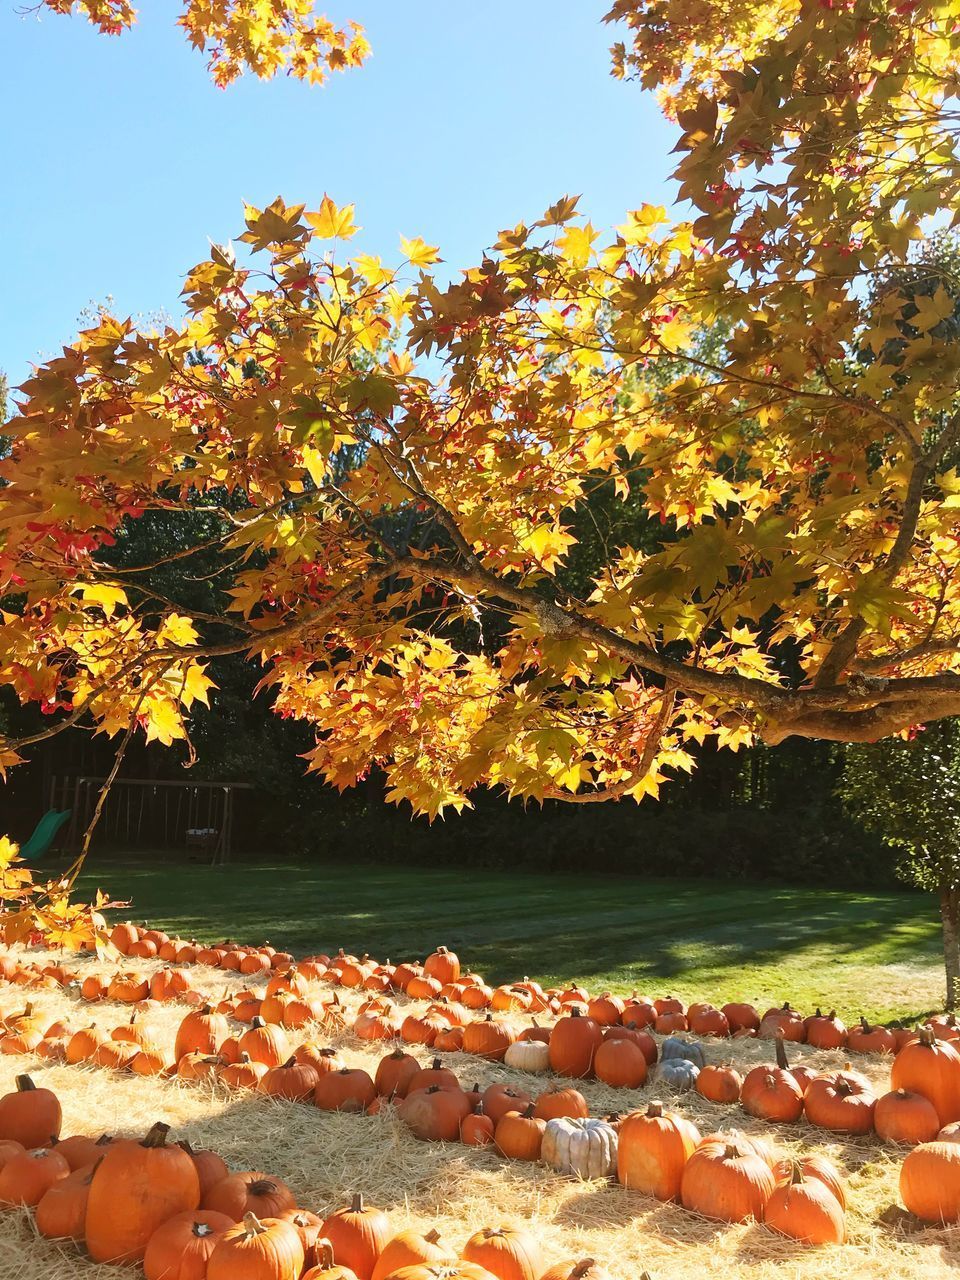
[74,857,944,1023]
[0,947,957,1280]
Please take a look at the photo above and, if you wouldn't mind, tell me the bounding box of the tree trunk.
[940,885,960,1011]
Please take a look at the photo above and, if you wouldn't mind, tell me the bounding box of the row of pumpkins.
[0,1072,850,1251]
[59,925,936,1052]
[0,1078,598,1280]
[8,990,960,1234]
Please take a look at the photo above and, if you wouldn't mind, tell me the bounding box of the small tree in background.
[840,723,960,1011]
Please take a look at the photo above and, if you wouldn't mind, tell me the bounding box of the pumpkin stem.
[249,1179,278,1195]
[919,1027,937,1047]
[774,1035,789,1071]
[141,1122,171,1148]
[250,1016,266,1028]
[317,1242,335,1268]
[425,1228,442,1244]
[723,1142,742,1159]
[572,1263,596,1279]
[14,1075,35,1092]
[198,1004,213,1016]
[431,1057,442,1070]
[647,1101,664,1117]
[281,1056,297,1069]
[242,1212,267,1235]
[351,1192,365,1213]
[521,1103,536,1117]
[193,1222,215,1238]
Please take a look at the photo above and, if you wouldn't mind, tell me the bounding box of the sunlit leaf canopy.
[5,0,960,848]
[38,0,369,85]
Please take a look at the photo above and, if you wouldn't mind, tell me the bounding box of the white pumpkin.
[541,1116,618,1179]
[504,1039,551,1073]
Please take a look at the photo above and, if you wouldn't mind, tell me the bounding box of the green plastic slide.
[19,809,71,860]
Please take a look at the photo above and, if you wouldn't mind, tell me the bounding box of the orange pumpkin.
[177,1142,229,1198]
[206,1212,305,1280]
[593,1037,648,1088]
[892,1029,960,1126]
[533,1086,589,1121]
[763,1162,845,1244]
[36,1159,100,1240]
[400,1086,472,1142]
[548,1009,602,1079]
[461,1225,543,1280]
[900,1141,960,1222]
[740,1064,804,1123]
[0,1074,61,1147]
[0,1145,69,1205]
[803,1067,876,1134]
[696,1064,742,1105]
[462,1014,517,1062]
[175,1005,230,1062]
[202,1171,296,1222]
[321,1194,390,1280]
[85,1123,201,1263]
[143,1209,235,1280]
[314,1068,377,1113]
[617,1101,700,1200]
[495,1106,546,1161]
[261,1056,320,1102]
[680,1138,775,1223]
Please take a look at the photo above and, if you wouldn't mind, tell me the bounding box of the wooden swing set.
[50,776,254,864]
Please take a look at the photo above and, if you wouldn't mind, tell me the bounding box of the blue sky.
[1,2,675,389]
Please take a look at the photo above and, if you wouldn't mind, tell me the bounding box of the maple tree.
[36,0,368,86]
[3,0,960,923]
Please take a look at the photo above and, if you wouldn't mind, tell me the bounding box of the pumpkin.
[0,1074,61,1147]
[758,1003,804,1042]
[689,1005,730,1038]
[203,1171,296,1222]
[593,1037,647,1088]
[109,973,150,1003]
[36,1159,100,1240]
[178,1142,229,1198]
[261,1056,320,1102]
[617,1101,700,1200]
[804,1008,847,1051]
[207,1212,305,1280]
[314,1068,377,1113]
[53,1133,112,1171]
[495,1105,546,1161]
[803,1068,876,1134]
[151,968,191,1002]
[654,1011,689,1034]
[113,1011,154,1047]
[900,1141,960,1222]
[847,1017,897,1055]
[740,1064,804,1123]
[461,1225,543,1280]
[408,1058,460,1095]
[504,1040,550,1073]
[696,1064,742,1104]
[587,993,625,1026]
[763,1162,846,1245]
[131,1047,173,1077]
[604,1023,657,1065]
[434,1026,465,1053]
[891,1028,960,1126]
[538,1261,612,1280]
[533,1085,589,1121]
[370,1227,455,1280]
[0,1145,69,1205]
[680,1138,776,1223]
[424,947,461,986]
[461,984,494,1010]
[461,1105,496,1146]
[239,1017,290,1068]
[85,1122,201,1263]
[541,1116,618,1179]
[65,1024,105,1064]
[297,1043,343,1075]
[144,1209,235,1280]
[302,1241,363,1280]
[0,1139,24,1171]
[480,1084,532,1124]
[321,1193,391,1280]
[175,1005,230,1062]
[379,1267,494,1280]
[771,1155,846,1210]
[653,1058,700,1093]
[278,1208,326,1267]
[773,1034,816,1093]
[400,1086,472,1142]
[81,975,107,1001]
[462,1014,517,1061]
[660,1036,706,1068]
[220,1054,268,1091]
[402,1011,452,1047]
[407,976,445,1002]
[375,1049,421,1098]
[111,922,139,954]
[177,1051,222,1083]
[548,1008,602,1079]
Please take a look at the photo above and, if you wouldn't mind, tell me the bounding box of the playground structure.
[47,775,254,864]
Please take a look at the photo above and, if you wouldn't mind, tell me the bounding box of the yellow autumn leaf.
[306,195,359,240]
[400,236,441,268]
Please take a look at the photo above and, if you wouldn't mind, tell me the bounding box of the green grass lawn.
[73,855,944,1024]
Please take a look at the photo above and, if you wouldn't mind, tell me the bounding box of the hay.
[0,950,959,1279]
